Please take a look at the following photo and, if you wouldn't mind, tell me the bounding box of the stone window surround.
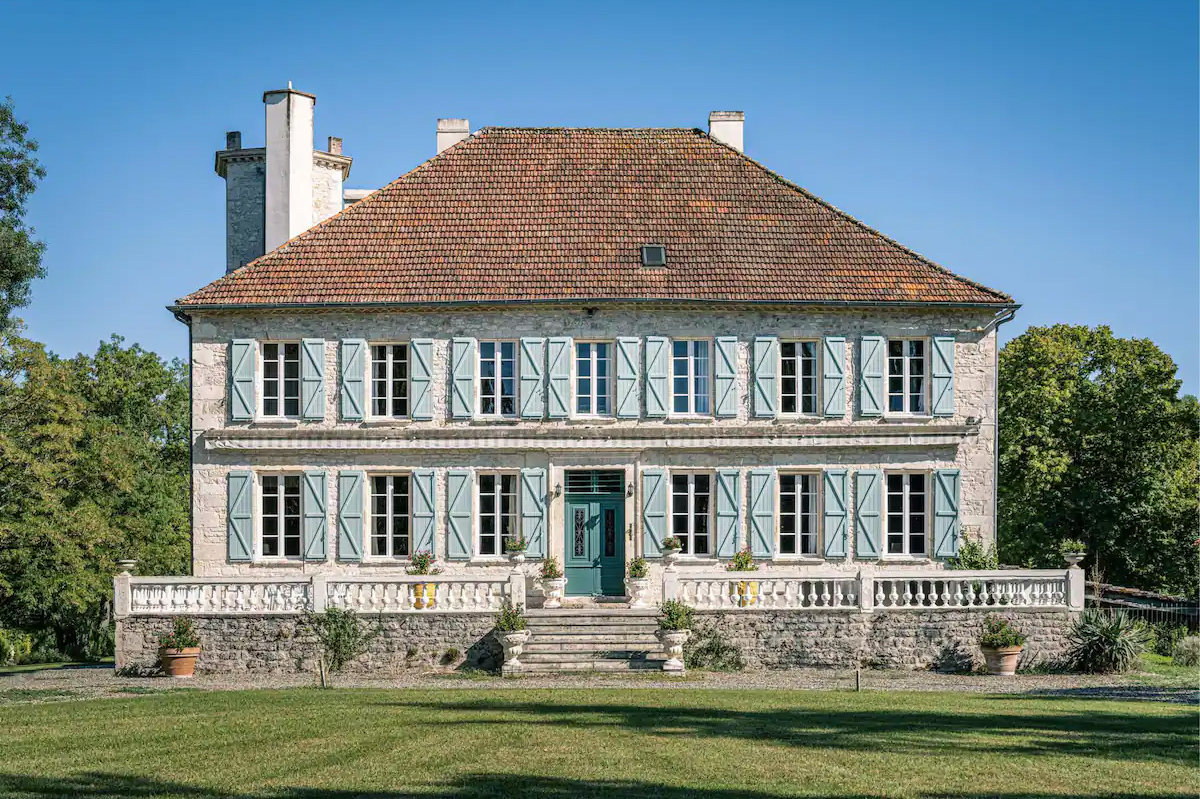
[255,470,304,563]
[572,339,614,419]
[476,470,520,559]
[365,470,412,562]
[778,339,821,418]
[885,337,931,418]
[367,341,411,420]
[477,340,519,419]
[259,340,301,420]
[882,469,931,561]
[669,469,715,558]
[669,337,714,418]
[777,470,821,558]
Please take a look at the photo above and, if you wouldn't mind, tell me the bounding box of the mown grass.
[1129,653,1200,688]
[0,688,1194,798]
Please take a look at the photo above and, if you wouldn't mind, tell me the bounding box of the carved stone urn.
[625,577,652,608]
[656,629,690,673]
[542,577,568,609]
[1062,553,1085,569]
[500,630,531,673]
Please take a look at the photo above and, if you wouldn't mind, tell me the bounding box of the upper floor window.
[370,474,410,558]
[261,342,300,418]
[779,473,819,555]
[887,339,927,414]
[671,340,711,415]
[260,473,301,558]
[781,340,818,414]
[575,341,612,416]
[370,344,409,418]
[671,472,711,555]
[479,341,517,417]
[885,472,927,557]
[478,472,518,556]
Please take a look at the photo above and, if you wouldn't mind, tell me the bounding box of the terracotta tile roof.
[176,128,1012,308]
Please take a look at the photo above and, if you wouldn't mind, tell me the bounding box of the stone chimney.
[263,85,316,252]
[437,118,470,154]
[708,111,744,153]
[327,136,343,155]
[226,131,242,150]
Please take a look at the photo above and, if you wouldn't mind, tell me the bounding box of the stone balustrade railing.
[672,571,860,610]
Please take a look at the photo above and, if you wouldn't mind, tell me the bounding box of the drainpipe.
[991,306,1019,554]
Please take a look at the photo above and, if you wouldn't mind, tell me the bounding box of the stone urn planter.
[657,629,690,673]
[981,645,1023,676]
[542,577,568,609]
[1062,553,1085,569]
[508,552,527,565]
[159,647,201,678]
[625,577,652,608]
[499,630,530,671]
[662,546,682,570]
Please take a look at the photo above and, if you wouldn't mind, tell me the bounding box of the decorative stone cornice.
[214,147,352,179]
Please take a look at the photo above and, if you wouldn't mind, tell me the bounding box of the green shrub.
[978,615,1026,648]
[627,556,648,579]
[1148,622,1190,657]
[658,600,694,631]
[303,608,379,673]
[1065,609,1150,673]
[724,547,758,572]
[1057,538,1087,556]
[157,617,201,650]
[494,601,526,633]
[684,620,744,671]
[946,537,999,570]
[1173,636,1200,667]
[0,627,32,665]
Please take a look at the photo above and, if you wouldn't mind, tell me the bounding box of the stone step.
[524,624,659,636]
[520,651,665,664]
[526,614,658,626]
[510,659,665,673]
[526,608,659,619]
[526,635,661,649]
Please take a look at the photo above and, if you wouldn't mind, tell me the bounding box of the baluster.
[888,580,900,608]
[875,580,886,607]
[900,580,912,607]
[916,580,927,606]
[819,580,831,607]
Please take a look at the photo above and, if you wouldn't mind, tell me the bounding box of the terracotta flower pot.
[413,583,437,610]
[982,645,1023,676]
[160,647,201,678]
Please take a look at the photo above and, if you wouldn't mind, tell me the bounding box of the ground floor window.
[260,474,301,558]
[671,472,711,556]
[779,473,819,555]
[370,474,410,558]
[478,472,518,556]
[886,472,927,556]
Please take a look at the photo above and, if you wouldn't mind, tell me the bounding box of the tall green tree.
[998,324,1199,595]
[0,97,46,332]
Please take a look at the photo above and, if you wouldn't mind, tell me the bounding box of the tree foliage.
[0,97,46,333]
[998,324,1199,595]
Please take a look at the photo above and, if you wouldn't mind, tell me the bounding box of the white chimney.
[708,111,744,153]
[437,118,470,154]
[264,85,315,251]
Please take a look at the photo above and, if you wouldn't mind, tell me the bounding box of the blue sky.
[7,0,1198,393]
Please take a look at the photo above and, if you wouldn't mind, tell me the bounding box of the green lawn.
[0,688,1193,799]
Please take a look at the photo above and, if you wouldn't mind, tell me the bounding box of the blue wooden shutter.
[931,336,955,417]
[451,338,475,419]
[339,339,366,421]
[641,468,667,557]
[412,469,436,555]
[337,470,364,562]
[752,336,778,418]
[301,339,326,420]
[823,469,848,558]
[859,335,884,417]
[854,470,882,559]
[715,469,741,558]
[521,468,547,558]
[546,337,571,419]
[714,337,738,417]
[410,338,433,420]
[446,469,472,561]
[822,337,846,417]
[229,340,255,421]
[645,336,669,418]
[748,469,775,558]
[615,337,641,418]
[519,338,546,419]
[933,469,961,558]
[302,470,328,561]
[227,470,252,562]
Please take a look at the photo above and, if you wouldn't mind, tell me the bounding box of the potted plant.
[1059,539,1087,569]
[661,536,683,568]
[539,556,568,609]
[625,556,651,608]
[495,601,529,673]
[725,547,760,607]
[504,536,528,564]
[159,616,202,678]
[406,550,443,610]
[657,599,693,673]
[979,614,1027,676]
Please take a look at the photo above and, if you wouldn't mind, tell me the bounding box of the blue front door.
[563,496,625,596]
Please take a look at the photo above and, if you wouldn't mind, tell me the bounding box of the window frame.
[883,470,929,559]
[778,339,821,416]
[669,470,714,557]
[255,471,304,561]
[367,342,411,420]
[477,340,519,419]
[572,340,615,418]
[777,471,822,558]
[365,471,412,561]
[258,340,302,419]
[885,337,930,416]
[669,338,713,417]
[476,470,520,558]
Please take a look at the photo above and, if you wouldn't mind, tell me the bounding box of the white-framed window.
[780,340,819,414]
[885,472,927,557]
[670,472,712,556]
[479,341,518,417]
[259,473,302,559]
[575,341,612,416]
[887,339,927,414]
[671,339,711,415]
[261,342,301,418]
[369,473,410,558]
[477,472,518,556]
[779,473,819,556]
[370,343,409,418]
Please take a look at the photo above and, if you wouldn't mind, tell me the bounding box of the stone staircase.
[509,608,666,673]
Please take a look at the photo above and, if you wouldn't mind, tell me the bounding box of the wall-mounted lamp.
[554,483,562,498]
[626,482,635,498]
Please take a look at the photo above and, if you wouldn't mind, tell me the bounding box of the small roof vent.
[641,244,667,267]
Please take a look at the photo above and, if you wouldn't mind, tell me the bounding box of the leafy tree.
[0,97,46,333]
[998,324,1199,595]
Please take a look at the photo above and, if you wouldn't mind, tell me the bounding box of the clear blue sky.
[8,0,1198,393]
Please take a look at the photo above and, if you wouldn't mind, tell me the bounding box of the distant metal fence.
[1086,583,1199,633]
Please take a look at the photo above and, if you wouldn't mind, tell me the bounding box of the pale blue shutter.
[641,468,667,557]
[822,337,846,417]
[715,469,741,558]
[752,336,778,418]
[748,469,775,558]
[302,470,328,561]
[547,337,571,418]
[615,337,641,418]
[339,339,366,421]
[301,338,326,420]
[410,339,433,420]
[521,468,547,558]
[823,469,848,558]
[714,336,738,417]
[227,470,252,562]
[859,335,884,417]
[412,469,436,555]
[229,340,255,422]
[645,336,669,418]
[337,470,364,562]
[446,470,472,560]
[519,338,546,419]
[451,338,475,419]
[933,469,961,558]
[854,470,882,559]
[932,336,955,416]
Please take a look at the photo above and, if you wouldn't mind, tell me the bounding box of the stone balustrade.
[673,571,860,610]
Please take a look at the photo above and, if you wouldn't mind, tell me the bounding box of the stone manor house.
[114,87,1084,674]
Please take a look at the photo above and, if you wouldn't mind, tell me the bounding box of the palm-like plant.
[1065,609,1150,673]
